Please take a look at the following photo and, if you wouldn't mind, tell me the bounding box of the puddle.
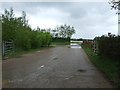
[69,43,81,48]
[70,41,83,43]
[70,46,81,48]
[78,69,86,72]
[70,43,79,45]
[69,41,82,48]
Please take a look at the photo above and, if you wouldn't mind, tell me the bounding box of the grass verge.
[3,46,53,60]
[3,41,69,59]
[81,44,119,88]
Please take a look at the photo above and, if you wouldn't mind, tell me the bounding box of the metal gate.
[2,40,14,56]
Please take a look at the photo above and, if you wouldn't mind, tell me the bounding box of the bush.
[2,8,53,51]
[52,37,70,42]
[95,35,120,60]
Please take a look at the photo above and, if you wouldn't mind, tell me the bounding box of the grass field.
[81,44,119,88]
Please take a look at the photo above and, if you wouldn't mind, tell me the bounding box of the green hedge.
[2,8,52,51]
[95,36,120,60]
[52,37,70,42]
[95,35,120,87]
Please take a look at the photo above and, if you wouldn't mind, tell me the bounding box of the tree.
[2,8,53,51]
[2,7,16,41]
[58,24,75,39]
[108,0,120,10]
[109,0,120,35]
[21,11,28,26]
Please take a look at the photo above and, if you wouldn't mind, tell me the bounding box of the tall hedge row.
[95,35,120,60]
[2,8,52,51]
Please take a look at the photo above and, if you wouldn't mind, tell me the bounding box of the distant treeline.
[71,38,83,41]
[52,37,70,42]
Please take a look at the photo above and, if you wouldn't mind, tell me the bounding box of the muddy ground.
[2,45,113,88]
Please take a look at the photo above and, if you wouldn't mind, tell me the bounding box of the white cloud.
[29,15,60,29]
[28,7,70,29]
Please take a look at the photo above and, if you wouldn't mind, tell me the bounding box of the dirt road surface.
[2,45,113,88]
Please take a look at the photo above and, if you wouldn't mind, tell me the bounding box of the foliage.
[58,24,75,38]
[82,40,93,48]
[82,44,119,88]
[2,8,52,51]
[71,38,83,41]
[51,41,70,45]
[50,24,76,42]
[82,34,120,87]
[95,35,120,60]
[108,0,120,10]
[52,37,70,42]
[94,35,120,88]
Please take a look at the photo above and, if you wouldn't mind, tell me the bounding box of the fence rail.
[2,40,14,56]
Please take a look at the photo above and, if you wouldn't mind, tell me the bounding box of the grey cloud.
[1,2,117,39]
[2,2,110,19]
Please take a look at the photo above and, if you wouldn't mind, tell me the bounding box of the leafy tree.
[2,8,16,41]
[21,11,28,26]
[58,24,75,39]
[108,0,120,10]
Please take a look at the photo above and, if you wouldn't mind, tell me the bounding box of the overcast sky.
[1,2,118,39]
